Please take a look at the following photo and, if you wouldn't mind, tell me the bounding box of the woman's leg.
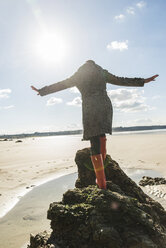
[99,133,107,161]
[90,135,100,156]
[90,135,106,189]
[90,133,106,156]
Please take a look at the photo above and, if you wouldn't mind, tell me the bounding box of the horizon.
[1,124,166,136]
[0,0,165,134]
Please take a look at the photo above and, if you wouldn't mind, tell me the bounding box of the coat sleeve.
[38,71,78,96]
[103,69,145,87]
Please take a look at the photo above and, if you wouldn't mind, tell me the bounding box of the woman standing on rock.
[31,60,158,189]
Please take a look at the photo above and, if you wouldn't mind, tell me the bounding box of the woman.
[31,60,159,189]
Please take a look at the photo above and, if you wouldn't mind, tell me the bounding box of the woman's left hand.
[144,74,159,83]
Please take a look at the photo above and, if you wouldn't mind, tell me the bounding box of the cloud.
[4,105,14,109]
[0,89,12,99]
[114,2,146,23]
[108,88,143,101]
[124,117,163,126]
[107,40,128,51]
[0,89,14,110]
[114,14,125,21]
[69,87,80,94]
[152,95,161,100]
[136,1,146,8]
[113,100,151,112]
[126,7,135,15]
[65,123,82,130]
[46,97,63,106]
[0,105,14,110]
[132,118,153,124]
[107,88,154,112]
[66,96,82,107]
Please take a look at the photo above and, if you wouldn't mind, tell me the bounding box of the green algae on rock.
[139,176,166,186]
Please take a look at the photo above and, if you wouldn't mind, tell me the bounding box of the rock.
[15,139,23,143]
[27,148,166,248]
[23,215,38,221]
[28,231,59,248]
[75,148,155,204]
[139,176,166,186]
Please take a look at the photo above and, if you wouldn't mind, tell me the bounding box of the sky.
[0,0,166,134]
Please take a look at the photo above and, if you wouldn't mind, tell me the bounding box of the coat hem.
[81,131,112,141]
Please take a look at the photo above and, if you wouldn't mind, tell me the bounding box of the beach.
[0,131,166,218]
[0,131,166,247]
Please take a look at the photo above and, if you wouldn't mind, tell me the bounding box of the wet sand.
[0,173,77,248]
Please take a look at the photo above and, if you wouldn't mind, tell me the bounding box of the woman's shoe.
[100,136,107,161]
[90,153,106,189]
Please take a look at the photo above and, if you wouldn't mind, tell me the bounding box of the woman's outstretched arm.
[103,69,159,87]
[31,71,78,96]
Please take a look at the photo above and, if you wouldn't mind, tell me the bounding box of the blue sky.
[0,0,165,134]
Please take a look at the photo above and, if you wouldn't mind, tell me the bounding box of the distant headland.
[0,125,166,139]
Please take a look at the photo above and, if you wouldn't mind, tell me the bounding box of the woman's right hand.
[31,85,40,95]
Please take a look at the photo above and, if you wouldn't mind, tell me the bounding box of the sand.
[109,131,166,174]
[0,132,166,219]
[0,135,82,218]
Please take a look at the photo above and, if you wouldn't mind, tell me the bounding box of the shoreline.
[0,164,163,220]
[0,172,78,248]
[0,135,83,219]
[1,164,164,220]
[0,166,76,219]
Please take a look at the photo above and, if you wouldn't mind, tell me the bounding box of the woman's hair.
[86,60,95,64]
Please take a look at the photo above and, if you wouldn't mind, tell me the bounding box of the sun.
[35,31,69,63]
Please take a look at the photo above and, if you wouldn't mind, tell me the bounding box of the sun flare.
[35,32,69,63]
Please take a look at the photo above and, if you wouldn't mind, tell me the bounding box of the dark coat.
[38,60,145,140]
